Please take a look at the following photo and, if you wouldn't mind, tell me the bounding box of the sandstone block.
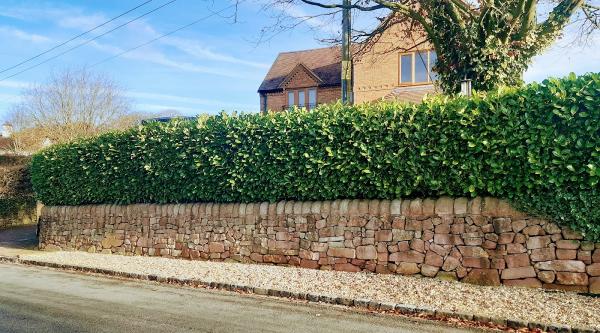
[503,278,542,289]
[356,245,377,260]
[327,248,356,259]
[375,230,392,242]
[501,267,536,280]
[435,197,453,215]
[468,197,482,215]
[463,257,490,268]
[506,243,527,254]
[482,197,499,216]
[462,268,501,286]
[522,225,543,236]
[436,271,458,281]
[442,256,460,271]
[396,262,420,275]
[492,218,512,233]
[511,220,527,233]
[429,244,449,257]
[390,200,402,215]
[526,236,551,250]
[537,271,555,284]
[556,272,588,286]
[408,199,423,216]
[556,249,577,260]
[556,240,580,250]
[335,263,361,272]
[421,264,439,277]
[534,260,586,272]
[422,199,435,215]
[590,277,600,294]
[393,230,414,242]
[424,252,443,267]
[543,222,562,235]
[458,246,488,258]
[542,283,588,293]
[562,228,583,240]
[530,248,555,262]
[454,197,468,215]
[410,239,425,253]
[498,233,515,244]
[587,263,600,276]
[389,251,425,264]
[505,253,530,268]
[594,250,600,263]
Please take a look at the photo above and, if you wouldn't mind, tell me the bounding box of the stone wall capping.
[482,197,499,216]
[348,199,359,216]
[276,201,286,215]
[310,201,321,214]
[435,197,454,215]
[390,199,402,215]
[38,197,599,295]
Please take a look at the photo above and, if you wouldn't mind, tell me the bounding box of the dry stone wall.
[39,197,600,293]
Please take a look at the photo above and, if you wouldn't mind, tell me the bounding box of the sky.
[0,0,598,123]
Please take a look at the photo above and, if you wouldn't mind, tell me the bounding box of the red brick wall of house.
[262,86,340,113]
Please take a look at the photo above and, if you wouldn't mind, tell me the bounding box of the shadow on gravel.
[0,225,38,250]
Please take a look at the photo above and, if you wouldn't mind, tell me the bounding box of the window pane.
[308,89,317,107]
[414,51,428,83]
[401,54,412,83]
[288,91,294,106]
[298,91,305,107]
[429,51,438,81]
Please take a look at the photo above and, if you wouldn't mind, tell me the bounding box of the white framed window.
[399,50,437,85]
[298,91,305,107]
[288,91,295,106]
[308,89,317,109]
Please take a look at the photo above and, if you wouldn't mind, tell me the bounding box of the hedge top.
[30,73,600,240]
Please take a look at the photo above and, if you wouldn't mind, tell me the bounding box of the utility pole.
[341,0,353,104]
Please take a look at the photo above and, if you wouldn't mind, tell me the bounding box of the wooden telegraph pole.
[341,0,353,104]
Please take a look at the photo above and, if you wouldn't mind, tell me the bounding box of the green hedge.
[30,73,600,240]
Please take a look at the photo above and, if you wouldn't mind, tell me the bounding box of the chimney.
[1,122,12,138]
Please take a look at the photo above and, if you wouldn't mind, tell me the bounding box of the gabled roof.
[278,63,323,89]
[258,46,341,93]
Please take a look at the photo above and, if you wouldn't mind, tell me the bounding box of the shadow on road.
[0,225,38,250]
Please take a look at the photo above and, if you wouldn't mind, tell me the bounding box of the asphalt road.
[0,263,488,333]
[0,225,37,249]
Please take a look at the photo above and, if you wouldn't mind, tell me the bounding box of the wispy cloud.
[0,26,51,43]
[128,91,256,110]
[90,41,246,78]
[0,80,29,89]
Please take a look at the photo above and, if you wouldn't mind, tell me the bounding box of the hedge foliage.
[31,73,600,240]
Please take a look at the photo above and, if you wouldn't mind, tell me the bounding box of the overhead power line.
[90,3,242,69]
[0,0,154,75]
[0,0,178,82]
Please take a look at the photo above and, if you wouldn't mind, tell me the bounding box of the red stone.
[462,269,501,286]
[375,230,392,242]
[556,272,589,286]
[505,253,530,268]
[593,250,600,263]
[534,260,586,272]
[442,256,460,271]
[501,267,536,280]
[586,263,600,276]
[389,251,425,264]
[526,236,551,249]
[208,242,225,253]
[506,243,527,254]
[327,247,356,259]
[503,278,542,289]
[590,277,600,294]
[497,233,515,244]
[424,252,443,267]
[463,257,490,268]
[530,248,555,262]
[556,249,577,260]
[543,284,588,293]
[356,245,377,260]
[556,240,580,250]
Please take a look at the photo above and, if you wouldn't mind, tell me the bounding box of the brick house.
[258,27,438,112]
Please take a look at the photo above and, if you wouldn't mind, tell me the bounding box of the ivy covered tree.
[266,0,599,93]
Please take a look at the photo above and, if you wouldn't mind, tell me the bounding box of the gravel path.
[20,251,600,330]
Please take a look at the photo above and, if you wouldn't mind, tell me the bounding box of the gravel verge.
[18,251,600,332]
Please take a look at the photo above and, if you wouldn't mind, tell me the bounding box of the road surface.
[0,263,487,333]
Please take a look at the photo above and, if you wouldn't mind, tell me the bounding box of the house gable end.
[278,63,323,90]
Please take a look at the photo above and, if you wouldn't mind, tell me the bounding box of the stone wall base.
[39,197,600,294]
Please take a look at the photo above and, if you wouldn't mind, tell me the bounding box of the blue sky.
[0,0,598,122]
